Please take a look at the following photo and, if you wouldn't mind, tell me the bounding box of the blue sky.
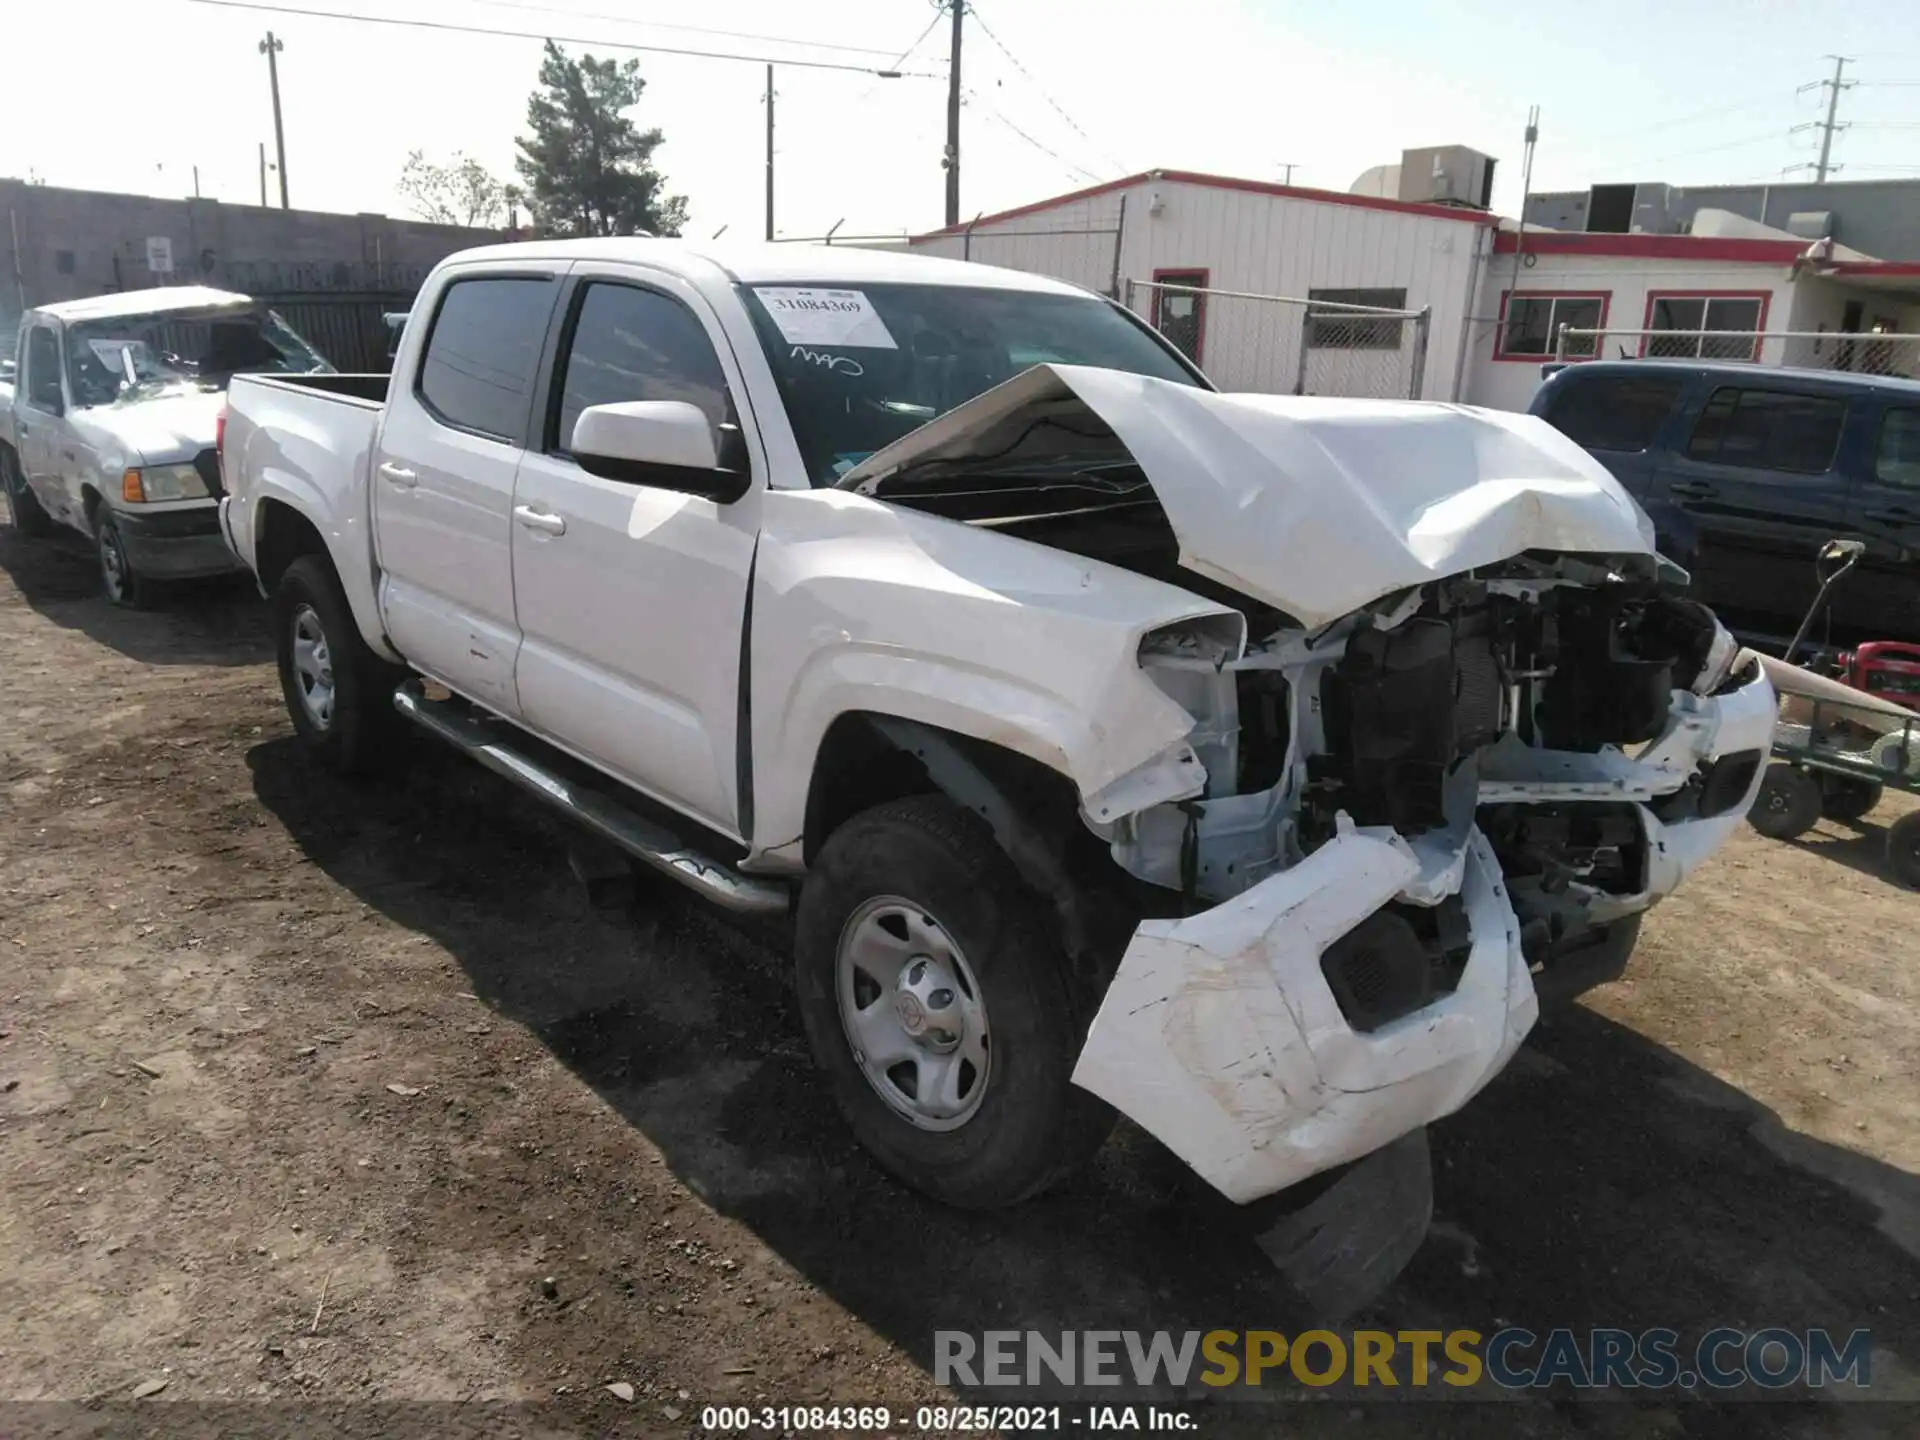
[3,0,1917,237]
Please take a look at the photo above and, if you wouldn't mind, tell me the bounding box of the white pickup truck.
[218,239,1774,1285]
[1,287,332,605]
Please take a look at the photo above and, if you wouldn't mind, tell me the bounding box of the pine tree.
[514,40,689,238]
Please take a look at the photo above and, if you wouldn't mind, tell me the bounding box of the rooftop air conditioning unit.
[1397,146,1497,210]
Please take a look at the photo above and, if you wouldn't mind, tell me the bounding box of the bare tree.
[396,151,513,229]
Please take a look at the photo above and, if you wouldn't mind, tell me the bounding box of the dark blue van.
[1530,360,1920,645]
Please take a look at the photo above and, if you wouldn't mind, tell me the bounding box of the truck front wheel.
[272,555,404,776]
[794,795,1115,1209]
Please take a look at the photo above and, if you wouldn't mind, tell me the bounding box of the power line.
[1555,96,1790,150]
[180,0,945,76]
[966,4,1123,174]
[886,3,948,73]
[446,0,914,59]
[966,89,1100,184]
[1612,129,1789,171]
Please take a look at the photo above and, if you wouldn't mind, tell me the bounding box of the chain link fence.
[1125,279,1431,399]
[1556,327,1920,380]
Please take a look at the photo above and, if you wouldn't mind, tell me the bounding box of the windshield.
[64,305,331,407]
[739,281,1201,485]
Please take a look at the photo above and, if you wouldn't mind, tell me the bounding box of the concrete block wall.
[1,179,505,341]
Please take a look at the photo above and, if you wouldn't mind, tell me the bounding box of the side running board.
[392,682,790,917]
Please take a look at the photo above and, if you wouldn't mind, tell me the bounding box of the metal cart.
[1746,540,1920,886]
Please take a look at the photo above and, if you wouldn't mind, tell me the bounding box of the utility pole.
[259,31,289,207]
[258,142,271,207]
[944,0,963,227]
[764,64,775,241]
[1277,162,1297,185]
[1795,55,1855,183]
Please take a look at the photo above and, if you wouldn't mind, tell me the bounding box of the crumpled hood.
[839,364,1656,628]
[72,388,226,467]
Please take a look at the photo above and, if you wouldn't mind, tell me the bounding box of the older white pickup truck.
[218,239,1774,1287]
[0,287,331,605]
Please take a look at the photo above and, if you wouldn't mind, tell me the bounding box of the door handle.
[377,462,418,489]
[513,504,566,536]
[1669,480,1716,499]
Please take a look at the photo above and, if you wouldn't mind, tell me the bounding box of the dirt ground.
[2,508,1917,1440]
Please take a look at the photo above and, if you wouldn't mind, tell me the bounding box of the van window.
[1543,373,1683,452]
[1877,408,1920,490]
[1684,386,1845,475]
[417,276,556,441]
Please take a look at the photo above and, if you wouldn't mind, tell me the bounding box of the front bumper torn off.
[1070,662,1776,1206]
[1072,824,1532,1205]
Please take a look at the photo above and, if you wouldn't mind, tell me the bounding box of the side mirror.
[571,400,749,503]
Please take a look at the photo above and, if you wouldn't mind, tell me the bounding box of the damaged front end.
[839,365,1776,1207]
[1076,563,1774,1203]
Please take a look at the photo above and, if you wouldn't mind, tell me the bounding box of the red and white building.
[888,161,1920,411]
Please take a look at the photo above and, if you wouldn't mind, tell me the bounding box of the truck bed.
[222,371,390,652]
[243,372,389,407]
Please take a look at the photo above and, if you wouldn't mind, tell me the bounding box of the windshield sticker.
[754,288,898,349]
[791,346,865,377]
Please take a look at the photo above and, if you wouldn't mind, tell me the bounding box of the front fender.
[748,487,1242,864]
[753,644,1204,863]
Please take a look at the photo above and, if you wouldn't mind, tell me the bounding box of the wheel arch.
[253,496,330,595]
[802,712,1139,988]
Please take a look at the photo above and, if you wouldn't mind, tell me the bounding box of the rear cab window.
[1684,385,1846,475]
[416,275,557,441]
[1542,373,1684,452]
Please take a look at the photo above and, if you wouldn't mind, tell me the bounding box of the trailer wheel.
[1819,775,1883,823]
[1886,812,1920,889]
[1747,762,1822,840]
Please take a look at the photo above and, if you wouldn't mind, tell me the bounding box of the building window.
[1150,268,1207,365]
[1644,292,1767,361]
[1306,287,1408,349]
[1495,292,1608,361]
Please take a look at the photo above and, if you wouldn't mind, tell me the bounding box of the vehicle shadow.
[0,508,268,668]
[1787,814,1907,889]
[246,735,1920,1431]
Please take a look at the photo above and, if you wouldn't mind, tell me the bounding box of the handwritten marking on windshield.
[791,346,864,377]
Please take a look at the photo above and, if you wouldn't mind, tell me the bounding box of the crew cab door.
[508,269,760,837]
[371,266,563,714]
[15,324,74,525]
[1651,380,1853,636]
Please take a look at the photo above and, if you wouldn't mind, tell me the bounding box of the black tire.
[272,554,405,776]
[94,510,157,609]
[1531,913,1645,1009]
[1820,774,1884,823]
[1886,812,1920,889]
[1748,762,1823,840]
[1,446,54,538]
[794,795,1116,1209]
